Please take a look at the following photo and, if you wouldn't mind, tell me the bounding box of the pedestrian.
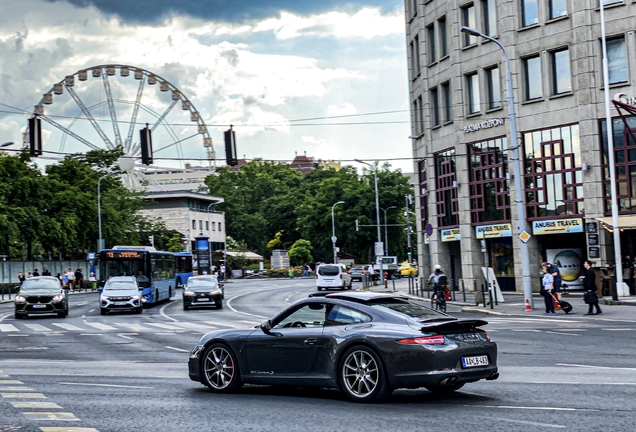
[220,264,226,281]
[27,271,33,278]
[303,264,310,278]
[541,262,562,300]
[18,272,26,287]
[42,268,51,276]
[75,268,84,290]
[89,272,97,290]
[580,260,602,315]
[62,272,69,290]
[541,263,555,314]
[32,269,40,277]
[288,267,294,278]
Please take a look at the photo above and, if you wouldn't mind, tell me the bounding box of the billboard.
[546,248,584,290]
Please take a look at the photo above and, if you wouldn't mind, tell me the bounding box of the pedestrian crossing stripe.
[0,380,23,385]
[23,412,80,421]
[1,393,47,398]
[40,428,99,432]
[12,401,63,409]
[0,321,236,334]
[0,324,19,332]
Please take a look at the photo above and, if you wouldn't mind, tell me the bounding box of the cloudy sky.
[0,0,412,172]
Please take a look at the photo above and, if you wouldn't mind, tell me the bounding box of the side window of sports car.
[325,305,371,326]
[273,303,328,329]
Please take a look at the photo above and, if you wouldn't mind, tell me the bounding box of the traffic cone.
[525,299,532,312]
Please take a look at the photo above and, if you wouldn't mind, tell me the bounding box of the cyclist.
[428,265,448,312]
[428,264,446,296]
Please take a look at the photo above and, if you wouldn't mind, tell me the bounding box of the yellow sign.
[519,231,531,243]
[532,218,584,235]
[441,228,461,242]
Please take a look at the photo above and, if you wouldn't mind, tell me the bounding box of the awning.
[225,251,264,261]
[596,215,636,230]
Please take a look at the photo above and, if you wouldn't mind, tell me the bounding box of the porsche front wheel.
[201,343,242,393]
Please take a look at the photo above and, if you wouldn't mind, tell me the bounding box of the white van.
[316,264,352,291]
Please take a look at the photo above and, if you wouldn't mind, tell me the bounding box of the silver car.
[100,276,143,315]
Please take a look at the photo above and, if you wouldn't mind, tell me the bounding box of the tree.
[167,233,184,252]
[288,239,313,266]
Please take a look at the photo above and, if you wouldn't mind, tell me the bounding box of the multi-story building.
[406,0,636,294]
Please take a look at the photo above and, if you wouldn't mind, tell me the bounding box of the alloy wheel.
[203,346,235,390]
[342,350,379,398]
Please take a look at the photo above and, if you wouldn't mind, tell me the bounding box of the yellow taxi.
[399,262,418,277]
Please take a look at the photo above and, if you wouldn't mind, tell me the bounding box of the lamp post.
[381,206,397,256]
[97,170,122,252]
[355,159,384,284]
[331,201,345,263]
[460,26,533,309]
[207,198,225,273]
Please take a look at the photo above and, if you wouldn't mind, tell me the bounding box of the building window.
[441,81,452,122]
[521,0,539,27]
[192,220,196,230]
[219,223,223,231]
[410,0,418,18]
[413,96,424,135]
[462,4,477,47]
[467,72,481,114]
[523,55,543,100]
[206,221,209,230]
[468,137,510,223]
[435,149,459,228]
[427,24,436,64]
[418,160,428,223]
[410,35,421,79]
[199,220,203,231]
[212,222,216,231]
[430,87,440,127]
[482,0,497,36]
[551,48,572,94]
[549,0,567,19]
[600,117,636,213]
[486,66,501,109]
[605,36,628,85]
[438,16,448,57]
[523,124,584,218]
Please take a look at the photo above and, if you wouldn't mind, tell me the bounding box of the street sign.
[519,231,531,243]
[331,236,337,242]
[374,242,384,256]
[87,252,95,260]
[425,223,433,236]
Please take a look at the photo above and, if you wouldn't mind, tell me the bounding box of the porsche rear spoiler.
[419,319,488,333]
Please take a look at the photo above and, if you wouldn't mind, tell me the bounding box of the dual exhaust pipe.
[438,371,499,386]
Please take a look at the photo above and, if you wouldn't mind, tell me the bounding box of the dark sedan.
[188,292,498,402]
[14,276,69,319]
[183,276,224,310]
[348,265,378,282]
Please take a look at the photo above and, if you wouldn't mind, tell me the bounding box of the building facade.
[406,0,636,293]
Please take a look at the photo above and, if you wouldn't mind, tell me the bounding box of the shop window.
[418,160,429,223]
[600,117,636,213]
[468,137,510,224]
[491,240,514,277]
[523,124,584,218]
[435,149,459,228]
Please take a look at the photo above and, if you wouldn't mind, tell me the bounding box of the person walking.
[89,272,97,290]
[581,260,602,315]
[32,269,40,277]
[18,272,26,287]
[42,268,51,276]
[541,264,555,315]
[27,271,33,278]
[75,268,84,291]
[65,268,75,291]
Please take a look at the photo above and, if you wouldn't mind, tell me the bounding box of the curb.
[461,307,505,316]
[602,298,636,306]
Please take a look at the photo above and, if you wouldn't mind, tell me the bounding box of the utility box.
[271,249,290,269]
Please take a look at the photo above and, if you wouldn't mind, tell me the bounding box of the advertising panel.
[441,228,461,242]
[532,218,584,235]
[546,248,584,289]
[475,223,512,239]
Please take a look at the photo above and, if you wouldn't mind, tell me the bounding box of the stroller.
[550,292,573,314]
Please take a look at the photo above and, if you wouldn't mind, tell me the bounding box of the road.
[1,278,635,431]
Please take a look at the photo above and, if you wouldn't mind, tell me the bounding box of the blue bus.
[174,251,194,288]
[98,246,175,305]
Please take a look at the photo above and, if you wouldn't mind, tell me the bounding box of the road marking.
[88,309,95,313]
[0,387,34,391]
[160,299,179,322]
[460,404,597,412]
[80,334,103,336]
[602,328,636,331]
[146,322,181,331]
[226,288,278,319]
[0,324,19,332]
[12,401,63,409]
[60,382,153,389]
[117,334,134,340]
[8,334,29,337]
[0,312,13,322]
[83,322,117,331]
[1,393,47,398]
[51,323,84,331]
[556,363,636,371]
[40,428,99,432]
[0,380,23,385]
[44,333,64,337]
[491,417,566,428]
[285,294,293,304]
[23,412,80,421]
[165,346,189,352]
[24,324,54,332]
[114,323,147,332]
[545,331,579,336]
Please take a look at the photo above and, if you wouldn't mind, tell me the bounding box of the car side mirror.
[260,320,272,334]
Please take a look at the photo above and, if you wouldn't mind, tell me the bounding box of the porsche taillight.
[396,335,446,345]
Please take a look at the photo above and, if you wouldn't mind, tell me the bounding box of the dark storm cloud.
[43,0,394,24]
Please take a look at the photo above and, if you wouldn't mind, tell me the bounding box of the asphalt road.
[1,278,635,432]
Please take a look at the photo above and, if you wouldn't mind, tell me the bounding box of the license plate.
[113,301,128,305]
[32,304,46,308]
[462,355,489,368]
[196,298,209,302]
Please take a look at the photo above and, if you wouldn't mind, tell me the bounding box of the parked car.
[14,276,68,319]
[316,264,352,291]
[100,276,143,315]
[399,262,419,277]
[348,265,378,282]
[183,275,224,310]
[188,292,498,403]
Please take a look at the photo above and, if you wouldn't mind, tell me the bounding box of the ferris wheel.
[25,64,215,188]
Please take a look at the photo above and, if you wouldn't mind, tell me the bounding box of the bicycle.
[430,283,449,313]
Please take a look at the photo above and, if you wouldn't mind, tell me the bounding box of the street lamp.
[97,170,122,252]
[331,201,345,263]
[355,159,384,284]
[207,198,225,272]
[381,206,397,256]
[460,26,533,309]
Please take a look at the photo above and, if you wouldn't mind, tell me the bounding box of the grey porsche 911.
[188,292,498,403]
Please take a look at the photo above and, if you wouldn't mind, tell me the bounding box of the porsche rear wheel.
[201,343,242,393]
[339,345,391,403]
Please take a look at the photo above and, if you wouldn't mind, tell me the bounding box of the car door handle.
[303,338,317,345]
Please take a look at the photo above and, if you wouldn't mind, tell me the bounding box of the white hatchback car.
[316,264,352,291]
[100,276,143,315]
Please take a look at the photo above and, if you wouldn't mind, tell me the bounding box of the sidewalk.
[364,278,636,319]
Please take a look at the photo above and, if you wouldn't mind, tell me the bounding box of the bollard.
[481,284,487,307]
[461,279,466,303]
[392,278,396,291]
[489,286,494,310]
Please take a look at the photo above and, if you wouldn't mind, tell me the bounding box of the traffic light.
[149,235,154,246]
[140,124,153,165]
[28,116,42,157]
[355,219,359,232]
[224,127,237,166]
